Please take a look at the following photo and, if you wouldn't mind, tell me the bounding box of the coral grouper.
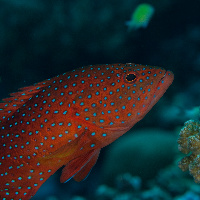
[0,63,174,199]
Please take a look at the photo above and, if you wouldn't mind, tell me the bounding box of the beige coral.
[178,120,200,183]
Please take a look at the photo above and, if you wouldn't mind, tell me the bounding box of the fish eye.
[124,73,137,83]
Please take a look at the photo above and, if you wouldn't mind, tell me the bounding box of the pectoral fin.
[60,149,100,183]
[73,149,100,182]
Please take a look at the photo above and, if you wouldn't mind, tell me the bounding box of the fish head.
[72,63,174,144]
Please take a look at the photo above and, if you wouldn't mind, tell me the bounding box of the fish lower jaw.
[146,70,174,112]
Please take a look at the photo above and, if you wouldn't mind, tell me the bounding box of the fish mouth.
[147,70,174,112]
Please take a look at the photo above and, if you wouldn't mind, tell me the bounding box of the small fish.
[0,63,174,199]
[126,3,155,30]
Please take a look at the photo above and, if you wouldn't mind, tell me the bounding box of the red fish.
[0,63,174,199]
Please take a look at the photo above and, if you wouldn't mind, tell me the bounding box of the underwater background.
[0,0,200,199]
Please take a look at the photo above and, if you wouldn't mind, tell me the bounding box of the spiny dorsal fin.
[0,79,50,120]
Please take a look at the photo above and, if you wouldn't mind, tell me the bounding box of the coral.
[178,120,200,183]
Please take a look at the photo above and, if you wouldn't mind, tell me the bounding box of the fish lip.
[161,71,167,79]
[159,70,174,87]
[160,70,168,81]
[153,69,174,92]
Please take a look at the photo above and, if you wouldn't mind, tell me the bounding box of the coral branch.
[178,120,200,183]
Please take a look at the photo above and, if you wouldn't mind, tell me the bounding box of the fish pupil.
[125,73,137,82]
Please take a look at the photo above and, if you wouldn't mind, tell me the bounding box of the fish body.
[0,63,174,199]
[126,3,155,30]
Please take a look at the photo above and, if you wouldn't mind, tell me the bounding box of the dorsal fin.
[0,79,50,120]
